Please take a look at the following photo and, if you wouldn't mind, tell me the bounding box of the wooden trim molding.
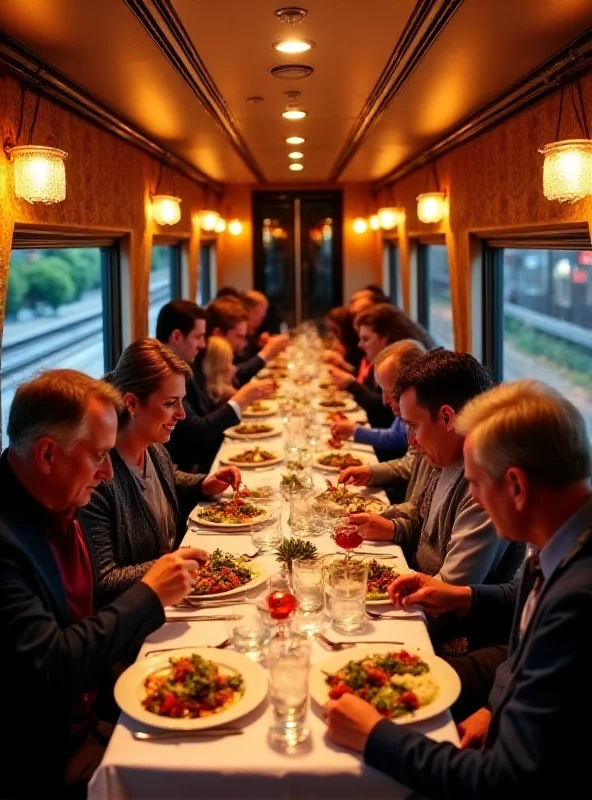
[0,33,223,194]
[374,28,592,191]
[124,0,267,184]
[327,0,464,183]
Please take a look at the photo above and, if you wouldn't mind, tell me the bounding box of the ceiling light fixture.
[228,219,243,236]
[539,80,592,203]
[369,214,381,231]
[353,218,368,234]
[288,151,304,159]
[286,136,305,145]
[150,158,181,226]
[273,39,313,54]
[416,161,447,224]
[282,91,307,120]
[200,210,221,232]
[215,217,227,233]
[275,7,308,24]
[289,163,304,171]
[377,207,400,230]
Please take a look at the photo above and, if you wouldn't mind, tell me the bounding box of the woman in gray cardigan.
[82,338,241,604]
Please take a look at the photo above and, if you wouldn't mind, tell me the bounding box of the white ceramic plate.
[221,448,284,468]
[313,397,358,413]
[191,561,269,598]
[115,647,268,731]
[314,450,370,472]
[225,422,282,440]
[321,413,367,427]
[363,557,413,605]
[242,400,279,418]
[189,504,272,530]
[314,490,386,515]
[310,645,461,725]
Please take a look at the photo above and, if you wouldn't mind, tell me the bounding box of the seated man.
[241,289,270,358]
[156,300,272,472]
[0,370,207,799]
[205,296,288,385]
[348,349,509,586]
[326,379,592,798]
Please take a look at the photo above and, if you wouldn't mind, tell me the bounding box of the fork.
[144,639,231,657]
[315,633,404,651]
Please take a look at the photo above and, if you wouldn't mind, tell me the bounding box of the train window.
[148,245,182,336]
[384,241,402,306]
[1,244,120,443]
[484,245,592,439]
[197,243,214,306]
[418,244,454,349]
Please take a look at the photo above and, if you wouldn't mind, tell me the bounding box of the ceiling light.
[369,214,380,231]
[215,217,227,233]
[273,39,313,54]
[353,218,368,234]
[200,210,221,231]
[289,163,304,171]
[228,219,243,236]
[152,195,182,226]
[288,151,304,159]
[377,207,400,230]
[540,140,592,203]
[416,193,447,224]
[275,7,308,24]
[282,90,306,120]
[286,136,305,145]
[10,145,68,205]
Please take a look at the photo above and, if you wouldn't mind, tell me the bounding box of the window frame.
[198,242,214,306]
[383,239,400,305]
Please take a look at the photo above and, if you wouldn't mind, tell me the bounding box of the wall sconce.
[369,214,381,231]
[540,80,592,203]
[215,217,227,233]
[228,219,243,236]
[200,210,221,231]
[417,161,447,223]
[152,194,182,226]
[353,217,368,234]
[377,207,400,230]
[6,91,68,204]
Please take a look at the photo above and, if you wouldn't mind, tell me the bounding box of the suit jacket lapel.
[12,520,69,622]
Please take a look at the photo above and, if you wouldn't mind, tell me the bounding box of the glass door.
[253,191,343,327]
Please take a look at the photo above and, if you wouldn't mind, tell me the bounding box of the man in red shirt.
[0,369,207,799]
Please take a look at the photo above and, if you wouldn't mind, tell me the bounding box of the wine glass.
[333,520,363,562]
[267,571,298,638]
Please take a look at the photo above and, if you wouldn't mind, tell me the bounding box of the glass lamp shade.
[377,207,400,230]
[215,217,227,233]
[228,219,243,235]
[200,210,221,231]
[152,195,182,226]
[540,139,592,203]
[11,145,68,204]
[369,214,380,231]
[353,217,368,234]
[416,192,447,224]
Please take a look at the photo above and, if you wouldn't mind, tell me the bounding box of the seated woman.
[82,338,241,604]
[324,306,363,372]
[202,335,237,407]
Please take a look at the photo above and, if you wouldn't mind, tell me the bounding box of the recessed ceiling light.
[286,136,305,145]
[282,107,306,120]
[289,163,304,171]
[273,39,314,54]
[289,151,304,159]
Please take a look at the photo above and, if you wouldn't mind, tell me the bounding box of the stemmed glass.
[267,571,298,638]
[333,518,363,563]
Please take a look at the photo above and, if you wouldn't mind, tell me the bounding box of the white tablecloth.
[89,405,459,800]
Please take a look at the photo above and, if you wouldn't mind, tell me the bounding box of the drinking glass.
[267,635,311,747]
[325,556,369,634]
[266,571,298,638]
[225,603,271,661]
[250,500,283,553]
[292,557,324,636]
[289,492,322,538]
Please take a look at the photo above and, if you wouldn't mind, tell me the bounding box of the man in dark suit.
[157,300,272,472]
[325,379,592,797]
[0,370,207,799]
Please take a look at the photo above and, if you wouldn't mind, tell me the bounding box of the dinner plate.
[242,400,279,418]
[321,413,367,427]
[225,422,282,440]
[221,449,284,468]
[310,645,461,725]
[115,647,268,731]
[314,489,386,515]
[189,504,272,530]
[191,561,269,598]
[313,397,358,413]
[314,450,370,472]
[363,557,413,605]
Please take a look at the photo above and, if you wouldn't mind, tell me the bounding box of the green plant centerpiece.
[275,538,319,573]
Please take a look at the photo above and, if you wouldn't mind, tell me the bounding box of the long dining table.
[89,381,459,800]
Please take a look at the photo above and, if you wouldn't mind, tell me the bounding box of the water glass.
[267,636,311,747]
[289,492,322,538]
[226,603,271,660]
[325,556,369,634]
[292,558,324,636]
[251,500,283,553]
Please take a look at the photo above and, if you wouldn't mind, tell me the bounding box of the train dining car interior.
[0,2,591,799]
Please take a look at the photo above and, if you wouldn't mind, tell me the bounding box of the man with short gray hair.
[0,369,208,799]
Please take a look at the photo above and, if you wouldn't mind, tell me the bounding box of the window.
[418,244,454,348]
[148,245,181,336]
[484,243,592,439]
[2,243,121,443]
[384,241,403,306]
[197,243,214,306]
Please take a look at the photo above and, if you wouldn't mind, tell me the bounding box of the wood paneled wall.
[380,69,592,352]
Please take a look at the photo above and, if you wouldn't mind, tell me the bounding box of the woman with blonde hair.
[82,338,241,603]
[202,335,237,406]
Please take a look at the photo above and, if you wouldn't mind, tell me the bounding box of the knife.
[165,614,242,622]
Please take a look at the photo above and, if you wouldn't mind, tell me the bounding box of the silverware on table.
[355,551,399,559]
[178,597,242,609]
[144,639,231,658]
[164,614,242,623]
[133,728,243,740]
[315,633,404,651]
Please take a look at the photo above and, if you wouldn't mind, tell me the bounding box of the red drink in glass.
[268,590,298,620]
[334,524,363,551]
